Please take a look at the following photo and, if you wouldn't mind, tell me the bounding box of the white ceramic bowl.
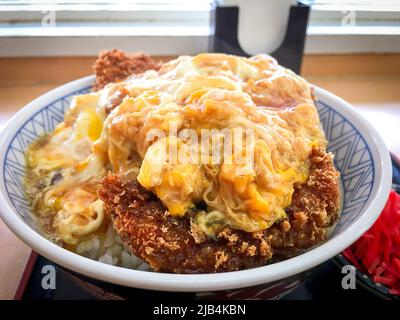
[0,75,392,294]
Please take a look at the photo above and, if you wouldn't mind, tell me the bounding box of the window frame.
[0,1,399,56]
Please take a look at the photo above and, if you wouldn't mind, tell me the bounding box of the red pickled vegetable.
[343,190,400,295]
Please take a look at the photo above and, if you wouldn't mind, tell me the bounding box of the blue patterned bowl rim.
[0,75,392,292]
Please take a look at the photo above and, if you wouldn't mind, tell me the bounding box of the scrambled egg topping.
[26,53,326,244]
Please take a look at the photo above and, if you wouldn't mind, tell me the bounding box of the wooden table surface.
[0,54,399,299]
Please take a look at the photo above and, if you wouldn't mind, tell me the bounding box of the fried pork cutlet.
[92,49,160,91]
[98,147,340,273]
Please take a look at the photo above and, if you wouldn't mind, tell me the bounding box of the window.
[0,1,212,56]
[308,0,400,35]
[0,1,212,36]
[0,0,399,56]
[305,0,400,53]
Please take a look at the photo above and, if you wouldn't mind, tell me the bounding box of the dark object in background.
[210,2,310,74]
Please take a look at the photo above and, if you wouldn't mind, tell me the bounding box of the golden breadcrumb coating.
[99,147,340,273]
[92,49,160,91]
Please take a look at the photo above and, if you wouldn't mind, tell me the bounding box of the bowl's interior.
[317,99,374,235]
[2,84,374,237]
[3,85,91,234]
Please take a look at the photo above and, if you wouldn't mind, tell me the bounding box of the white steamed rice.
[75,223,151,271]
